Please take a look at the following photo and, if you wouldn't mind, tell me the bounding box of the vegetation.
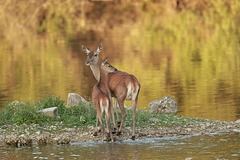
[0,95,206,128]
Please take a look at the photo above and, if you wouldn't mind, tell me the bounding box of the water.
[0,39,239,121]
[0,1,240,121]
[0,132,239,159]
[0,1,240,158]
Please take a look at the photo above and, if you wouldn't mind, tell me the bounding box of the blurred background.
[0,0,239,121]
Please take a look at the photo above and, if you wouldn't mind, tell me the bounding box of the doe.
[92,57,114,142]
[82,43,140,139]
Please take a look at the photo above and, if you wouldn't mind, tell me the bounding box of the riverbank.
[0,95,239,146]
[1,117,239,146]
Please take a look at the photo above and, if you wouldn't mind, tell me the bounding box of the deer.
[82,43,140,140]
[92,57,114,142]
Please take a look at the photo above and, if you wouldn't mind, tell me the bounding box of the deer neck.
[99,67,107,85]
[99,66,111,96]
[90,60,101,81]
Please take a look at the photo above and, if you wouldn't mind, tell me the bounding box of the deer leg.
[93,114,98,136]
[99,115,104,143]
[131,99,137,140]
[107,119,113,142]
[117,99,126,136]
[105,114,108,133]
[106,109,113,142]
[114,98,120,128]
[110,98,117,133]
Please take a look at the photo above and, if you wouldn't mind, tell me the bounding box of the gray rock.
[148,96,178,115]
[67,93,90,108]
[235,119,240,123]
[232,129,240,133]
[149,118,160,122]
[38,107,58,118]
[11,100,24,106]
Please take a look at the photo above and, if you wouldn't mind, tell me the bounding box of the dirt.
[0,119,239,146]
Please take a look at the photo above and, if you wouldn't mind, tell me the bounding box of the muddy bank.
[0,119,239,146]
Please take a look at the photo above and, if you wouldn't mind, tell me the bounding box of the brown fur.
[82,43,141,139]
[91,57,113,142]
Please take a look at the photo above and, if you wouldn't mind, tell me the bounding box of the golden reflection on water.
[0,36,239,121]
[0,0,240,121]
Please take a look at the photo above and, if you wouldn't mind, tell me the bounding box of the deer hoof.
[131,136,136,140]
[112,128,117,134]
[117,122,121,128]
[116,131,121,136]
[106,134,110,141]
[93,132,98,136]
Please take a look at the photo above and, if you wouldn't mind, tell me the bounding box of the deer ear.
[102,57,108,65]
[81,45,90,55]
[97,43,103,53]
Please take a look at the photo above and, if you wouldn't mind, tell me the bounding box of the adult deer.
[82,43,140,139]
[92,57,114,142]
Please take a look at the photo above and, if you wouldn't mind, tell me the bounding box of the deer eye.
[94,54,97,57]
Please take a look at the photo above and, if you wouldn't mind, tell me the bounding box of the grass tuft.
[0,95,207,128]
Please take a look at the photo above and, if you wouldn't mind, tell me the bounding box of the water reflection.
[0,132,239,159]
[0,1,240,121]
[0,37,239,121]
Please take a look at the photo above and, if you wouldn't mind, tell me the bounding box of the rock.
[148,96,178,115]
[67,93,90,108]
[11,100,24,106]
[38,107,58,118]
[56,136,70,144]
[149,118,160,122]
[19,135,32,146]
[36,134,50,145]
[185,158,194,160]
[235,119,240,123]
[5,135,19,146]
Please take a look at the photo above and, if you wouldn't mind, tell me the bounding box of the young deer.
[92,57,114,142]
[82,43,140,139]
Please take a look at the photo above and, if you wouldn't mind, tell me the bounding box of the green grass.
[0,95,207,129]
[124,108,207,128]
[0,95,96,127]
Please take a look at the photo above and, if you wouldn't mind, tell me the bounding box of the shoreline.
[1,118,239,146]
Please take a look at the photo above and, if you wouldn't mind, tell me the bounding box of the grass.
[0,95,207,129]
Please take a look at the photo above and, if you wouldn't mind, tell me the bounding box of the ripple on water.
[0,132,239,159]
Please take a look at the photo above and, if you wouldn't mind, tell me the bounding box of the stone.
[38,107,58,118]
[232,129,240,133]
[67,93,90,108]
[11,100,24,106]
[235,119,240,123]
[148,96,178,115]
[149,118,160,122]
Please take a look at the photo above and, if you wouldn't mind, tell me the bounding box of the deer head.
[82,43,103,66]
[101,57,117,73]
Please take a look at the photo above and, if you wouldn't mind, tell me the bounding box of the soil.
[0,119,239,146]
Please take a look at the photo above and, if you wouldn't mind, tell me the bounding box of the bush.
[0,95,97,127]
[0,101,44,125]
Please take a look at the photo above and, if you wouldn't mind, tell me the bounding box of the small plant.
[35,94,65,110]
[0,95,97,127]
[58,104,97,127]
[0,95,207,129]
[0,101,42,125]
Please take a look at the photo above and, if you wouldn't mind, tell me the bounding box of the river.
[0,132,239,159]
[0,1,240,159]
[0,1,240,121]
